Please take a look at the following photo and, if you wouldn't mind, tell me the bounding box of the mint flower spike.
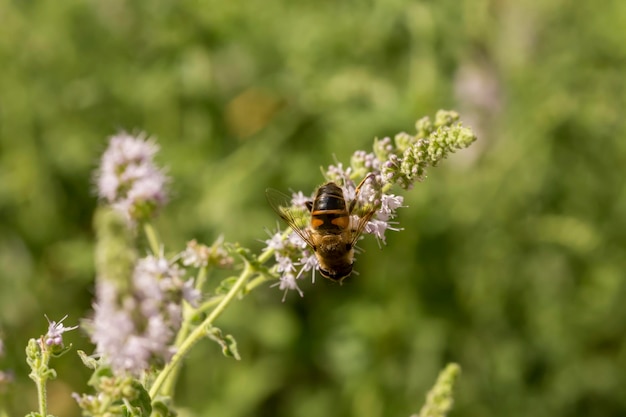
[415,363,461,417]
[378,110,477,189]
[95,132,169,225]
[90,252,200,376]
[267,111,476,298]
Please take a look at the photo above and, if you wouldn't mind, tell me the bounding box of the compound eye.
[318,264,352,282]
[318,267,331,278]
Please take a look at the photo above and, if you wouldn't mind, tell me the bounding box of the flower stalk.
[143,223,161,256]
[27,338,51,417]
[26,316,78,417]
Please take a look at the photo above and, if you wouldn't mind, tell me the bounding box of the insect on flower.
[266,174,378,283]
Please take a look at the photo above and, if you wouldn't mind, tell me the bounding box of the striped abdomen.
[308,183,350,232]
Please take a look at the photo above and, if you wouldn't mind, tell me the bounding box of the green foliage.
[1,0,625,417]
[73,365,153,417]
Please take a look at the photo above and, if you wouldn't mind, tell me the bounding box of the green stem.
[149,260,256,398]
[160,267,209,396]
[195,266,208,290]
[245,274,272,292]
[30,347,50,417]
[159,323,190,397]
[258,245,276,264]
[191,273,271,318]
[36,374,47,417]
[189,240,281,317]
[143,223,160,255]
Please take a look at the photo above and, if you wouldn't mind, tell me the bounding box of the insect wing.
[349,207,377,246]
[349,173,380,246]
[265,188,315,248]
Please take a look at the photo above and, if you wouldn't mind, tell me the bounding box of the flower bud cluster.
[380,111,477,189]
[181,237,234,269]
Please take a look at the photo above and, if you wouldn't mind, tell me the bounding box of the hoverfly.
[266,174,378,283]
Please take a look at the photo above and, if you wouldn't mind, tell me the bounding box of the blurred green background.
[1,0,625,416]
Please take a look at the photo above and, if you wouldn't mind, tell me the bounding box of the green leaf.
[76,350,99,370]
[206,327,241,360]
[151,398,178,417]
[215,276,239,294]
[87,365,114,388]
[126,380,152,416]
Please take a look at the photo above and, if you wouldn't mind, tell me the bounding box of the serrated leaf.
[206,327,241,360]
[221,334,241,360]
[215,276,238,294]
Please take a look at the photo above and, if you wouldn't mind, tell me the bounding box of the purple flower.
[290,191,310,208]
[265,232,286,251]
[44,315,78,347]
[271,271,303,302]
[90,254,198,375]
[95,132,168,225]
[264,229,311,300]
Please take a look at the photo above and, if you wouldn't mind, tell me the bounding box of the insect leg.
[348,173,376,213]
